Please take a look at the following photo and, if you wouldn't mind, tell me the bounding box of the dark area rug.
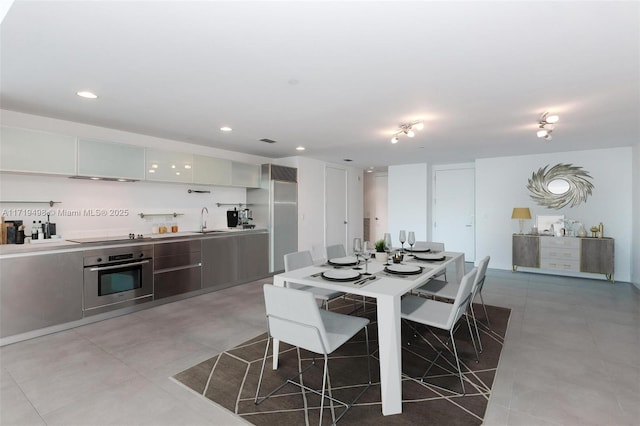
[174,298,510,425]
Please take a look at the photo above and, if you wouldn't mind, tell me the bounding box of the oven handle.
[88,259,151,272]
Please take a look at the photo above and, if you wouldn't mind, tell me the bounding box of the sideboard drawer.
[540,258,580,271]
[540,247,580,261]
[540,237,580,249]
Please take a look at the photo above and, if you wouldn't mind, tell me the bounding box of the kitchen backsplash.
[0,173,248,239]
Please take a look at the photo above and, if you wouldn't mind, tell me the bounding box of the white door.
[433,167,475,261]
[325,166,347,250]
[373,173,388,243]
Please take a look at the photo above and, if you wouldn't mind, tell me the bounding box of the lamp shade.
[511,207,532,220]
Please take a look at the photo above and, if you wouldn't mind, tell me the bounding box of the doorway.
[325,166,347,250]
[432,165,475,261]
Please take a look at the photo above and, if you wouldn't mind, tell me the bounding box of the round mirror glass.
[547,178,570,195]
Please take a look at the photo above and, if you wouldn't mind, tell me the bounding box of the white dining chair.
[284,251,345,310]
[414,256,491,352]
[401,267,478,395]
[255,284,371,426]
[413,241,447,282]
[325,243,346,260]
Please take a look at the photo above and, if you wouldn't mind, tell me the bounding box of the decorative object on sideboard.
[536,112,559,141]
[527,163,594,209]
[511,207,532,234]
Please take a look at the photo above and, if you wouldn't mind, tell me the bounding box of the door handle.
[465,224,473,227]
[344,221,348,224]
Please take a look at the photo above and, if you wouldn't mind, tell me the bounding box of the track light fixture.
[390,120,424,144]
[537,112,559,141]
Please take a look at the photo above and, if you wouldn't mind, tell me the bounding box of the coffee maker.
[238,208,254,228]
[226,209,239,228]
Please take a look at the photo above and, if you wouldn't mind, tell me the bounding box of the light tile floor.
[1,269,638,425]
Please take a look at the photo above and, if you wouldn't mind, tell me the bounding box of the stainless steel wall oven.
[83,245,153,316]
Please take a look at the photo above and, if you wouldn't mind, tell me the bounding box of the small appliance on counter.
[226,208,239,228]
[238,208,254,229]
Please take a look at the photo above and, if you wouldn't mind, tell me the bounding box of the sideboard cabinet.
[512,235,614,282]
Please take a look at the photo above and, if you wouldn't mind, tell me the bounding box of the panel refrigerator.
[247,164,298,272]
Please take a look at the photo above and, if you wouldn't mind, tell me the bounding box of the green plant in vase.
[375,239,386,252]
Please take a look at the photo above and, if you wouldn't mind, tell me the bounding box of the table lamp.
[511,207,532,234]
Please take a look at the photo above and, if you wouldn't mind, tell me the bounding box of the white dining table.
[271,251,465,416]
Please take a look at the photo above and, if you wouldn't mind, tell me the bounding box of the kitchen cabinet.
[231,161,261,188]
[512,235,614,281]
[0,126,76,175]
[202,235,238,290]
[146,148,194,183]
[237,232,269,283]
[193,155,232,186]
[202,231,269,290]
[0,251,83,338]
[153,240,202,299]
[77,138,145,180]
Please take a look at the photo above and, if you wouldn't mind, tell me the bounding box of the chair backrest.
[471,256,491,299]
[326,244,346,260]
[446,267,478,328]
[284,250,313,271]
[284,251,314,290]
[415,241,445,252]
[263,284,329,354]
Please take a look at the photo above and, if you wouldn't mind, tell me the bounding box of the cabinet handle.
[89,260,150,271]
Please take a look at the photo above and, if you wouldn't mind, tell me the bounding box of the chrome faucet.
[200,207,209,232]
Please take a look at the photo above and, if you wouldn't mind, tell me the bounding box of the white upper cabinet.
[193,155,232,186]
[145,148,193,183]
[231,161,261,187]
[78,139,145,180]
[0,126,76,175]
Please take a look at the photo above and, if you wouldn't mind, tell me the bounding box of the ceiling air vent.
[259,138,277,144]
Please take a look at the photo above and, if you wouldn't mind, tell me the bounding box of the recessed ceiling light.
[76,91,98,99]
[184,164,192,169]
[151,164,158,169]
[90,177,100,180]
[171,164,176,169]
[296,146,305,151]
[366,169,373,173]
[220,126,232,132]
[148,169,155,173]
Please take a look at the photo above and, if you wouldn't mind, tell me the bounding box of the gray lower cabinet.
[202,232,269,290]
[154,240,202,299]
[512,235,539,269]
[0,251,83,338]
[581,238,615,277]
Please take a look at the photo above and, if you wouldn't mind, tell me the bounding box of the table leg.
[376,294,403,415]
[271,276,285,369]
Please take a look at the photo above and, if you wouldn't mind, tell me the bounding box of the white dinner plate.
[384,264,422,275]
[321,269,361,281]
[413,253,446,261]
[328,256,359,266]
[406,247,431,253]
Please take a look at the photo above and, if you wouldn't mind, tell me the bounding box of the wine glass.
[353,238,363,269]
[399,230,406,253]
[383,233,392,265]
[408,231,416,253]
[362,240,372,275]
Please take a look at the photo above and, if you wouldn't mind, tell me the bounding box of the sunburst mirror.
[527,163,594,209]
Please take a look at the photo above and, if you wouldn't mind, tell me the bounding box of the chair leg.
[479,292,491,330]
[465,314,479,363]
[470,304,483,353]
[449,328,466,395]
[254,335,271,403]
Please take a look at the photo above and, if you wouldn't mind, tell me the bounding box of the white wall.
[632,141,640,289]
[0,174,245,238]
[387,163,428,247]
[476,147,632,282]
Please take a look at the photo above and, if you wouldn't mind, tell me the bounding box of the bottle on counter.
[598,222,604,238]
[31,220,38,240]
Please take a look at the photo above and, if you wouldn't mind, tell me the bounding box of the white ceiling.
[1,1,638,169]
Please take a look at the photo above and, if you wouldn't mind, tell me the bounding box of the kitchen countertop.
[0,228,268,258]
